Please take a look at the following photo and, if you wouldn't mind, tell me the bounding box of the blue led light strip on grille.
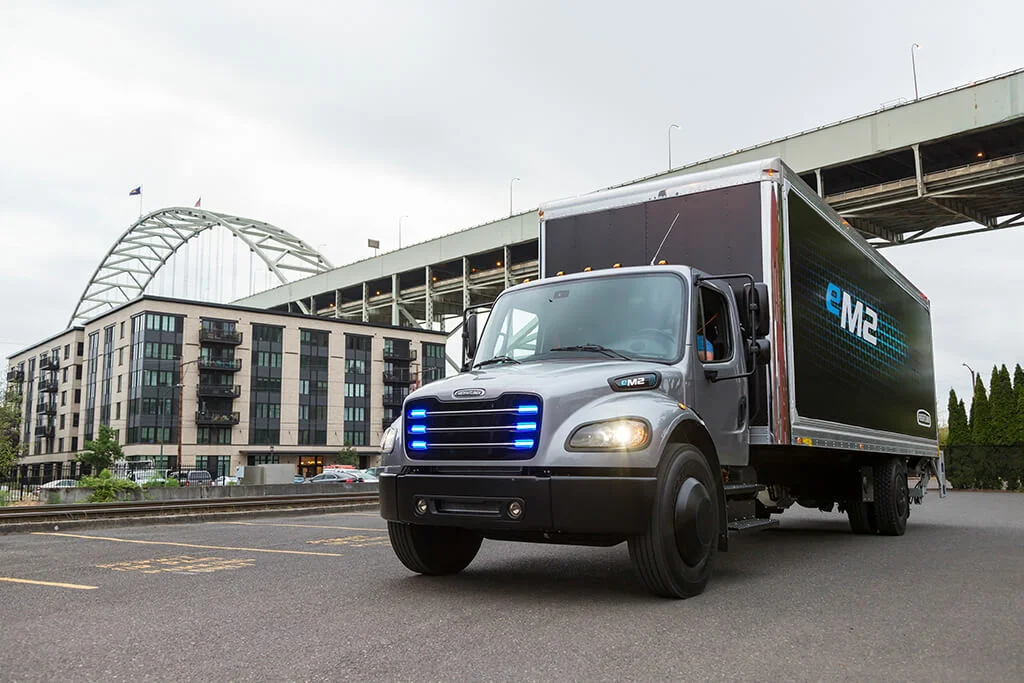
[409,424,427,434]
[513,439,535,449]
[517,405,539,415]
[515,422,537,432]
[410,440,428,450]
[408,408,427,419]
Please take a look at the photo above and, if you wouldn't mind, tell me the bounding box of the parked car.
[213,476,239,486]
[308,471,359,484]
[168,471,214,487]
[292,475,307,484]
[34,479,78,496]
[353,470,378,482]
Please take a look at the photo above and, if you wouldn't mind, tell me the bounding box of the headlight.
[568,418,650,451]
[380,426,398,454]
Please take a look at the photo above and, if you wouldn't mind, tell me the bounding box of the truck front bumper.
[379,471,656,536]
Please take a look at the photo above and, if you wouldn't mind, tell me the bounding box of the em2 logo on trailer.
[825,282,880,345]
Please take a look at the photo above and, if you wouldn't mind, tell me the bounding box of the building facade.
[5,296,447,480]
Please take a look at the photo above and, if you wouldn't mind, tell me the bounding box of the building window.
[117,375,122,393]
[197,427,232,445]
[59,414,65,430]
[115,403,121,420]
[74,389,81,404]
[76,342,84,357]
[247,454,279,465]
[249,324,283,445]
[75,365,82,380]
[62,368,68,383]
[119,347,124,366]
[71,437,78,451]
[84,331,99,441]
[58,437,64,452]
[61,391,67,407]
[73,413,80,427]
[120,321,125,339]
[64,344,71,360]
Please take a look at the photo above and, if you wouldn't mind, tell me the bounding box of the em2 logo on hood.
[452,387,486,399]
[608,372,661,392]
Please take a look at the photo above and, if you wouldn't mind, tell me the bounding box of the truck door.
[691,282,749,465]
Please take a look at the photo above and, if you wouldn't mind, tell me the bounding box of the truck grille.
[403,393,543,460]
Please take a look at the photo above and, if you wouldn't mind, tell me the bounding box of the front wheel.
[387,522,482,575]
[628,443,720,599]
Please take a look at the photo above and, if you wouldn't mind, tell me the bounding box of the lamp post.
[668,124,680,171]
[399,216,408,249]
[911,43,921,100]
[962,362,975,390]
[509,178,520,217]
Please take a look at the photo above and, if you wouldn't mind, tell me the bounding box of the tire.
[873,457,909,536]
[847,500,877,534]
[628,443,719,599]
[387,522,482,575]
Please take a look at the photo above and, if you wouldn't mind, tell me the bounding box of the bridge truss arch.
[70,207,333,326]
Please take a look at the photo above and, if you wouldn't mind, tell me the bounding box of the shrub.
[78,469,140,502]
[142,478,179,489]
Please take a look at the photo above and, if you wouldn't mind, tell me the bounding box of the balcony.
[382,393,407,407]
[200,329,243,345]
[35,423,55,439]
[195,410,240,426]
[383,370,412,384]
[35,401,57,416]
[198,358,242,372]
[7,368,24,383]
[40,356,59,371]
[196,384,242,399]
[37,378,58,394]
[383,347,417,361]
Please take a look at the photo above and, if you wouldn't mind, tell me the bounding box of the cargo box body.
[540,158,937,459]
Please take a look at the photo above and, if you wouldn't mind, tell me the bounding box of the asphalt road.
[0,491,1020,682]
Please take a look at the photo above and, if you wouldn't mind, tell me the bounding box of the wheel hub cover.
[674,477,714,566]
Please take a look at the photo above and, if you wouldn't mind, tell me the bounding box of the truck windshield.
[474,273,685,365]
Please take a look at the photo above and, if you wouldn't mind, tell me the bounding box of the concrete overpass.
[235,68,1024,328]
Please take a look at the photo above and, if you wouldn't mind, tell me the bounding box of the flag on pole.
[129,186,142,196]
[194,197,201,208]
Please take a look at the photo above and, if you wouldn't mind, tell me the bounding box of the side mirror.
[461,313,478,370]
[742,283,771,339]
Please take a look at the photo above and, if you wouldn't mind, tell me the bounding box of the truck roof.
[540,158,786,221]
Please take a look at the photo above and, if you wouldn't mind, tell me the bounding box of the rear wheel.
[387,522,482,575]
[873,457,909,536]
[628,444,719,599]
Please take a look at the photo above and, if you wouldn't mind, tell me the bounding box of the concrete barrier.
[43,482,378,505]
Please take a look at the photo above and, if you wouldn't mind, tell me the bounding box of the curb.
[0,502,381,536]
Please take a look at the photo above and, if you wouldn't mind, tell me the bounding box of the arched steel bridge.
[70,207,333,326]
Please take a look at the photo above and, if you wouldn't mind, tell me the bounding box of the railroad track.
[0,492,381,530]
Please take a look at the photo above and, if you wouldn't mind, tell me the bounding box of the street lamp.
[399,215,408,249]
[668,124,680,171]
[509,178,520,217]
[962,362,975,389]
[911,43,921,100]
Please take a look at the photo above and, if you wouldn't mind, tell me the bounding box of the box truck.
[379,158,941,598]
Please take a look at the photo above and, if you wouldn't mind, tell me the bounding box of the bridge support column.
[462,256,471,311]
[334,290,341,318]
[913,144,925,197]
[503,246,512,289]
[391,274,400,327]
[425,266,434,330]
[361,283,369,323]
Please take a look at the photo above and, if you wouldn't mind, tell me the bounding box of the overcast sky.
[2,0,1023,421]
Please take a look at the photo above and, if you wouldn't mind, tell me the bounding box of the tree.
[77,425,124,473]
[337,446,359,467]
[946,390,970,446]
[0,384,22,474]
[969,376,992,445]
[1014,364,1024,445]
[988,365,1015,446]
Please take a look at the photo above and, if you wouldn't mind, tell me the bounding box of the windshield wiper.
[549,344,633,361]
[474,355,522,369]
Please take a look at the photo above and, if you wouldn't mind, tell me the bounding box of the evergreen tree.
[969,376,991,445]
[989,365,1015,446]
[1014,364,1024,445]
[946,392,970,446]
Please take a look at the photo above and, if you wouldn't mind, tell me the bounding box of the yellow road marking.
[97,556,256,575]
[0,576,97,590]
[31,532,344,557]
[218,521,386,532]
[307,535,390,547]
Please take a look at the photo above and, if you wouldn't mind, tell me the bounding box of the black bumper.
[379,471,656,536]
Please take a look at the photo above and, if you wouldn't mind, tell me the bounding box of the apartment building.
[5,296,447,479]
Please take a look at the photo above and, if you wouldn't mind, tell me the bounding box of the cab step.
[728,518,779,533]
[723,483,765,499]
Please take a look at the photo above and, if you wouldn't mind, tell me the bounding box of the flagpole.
[138,185,143,218]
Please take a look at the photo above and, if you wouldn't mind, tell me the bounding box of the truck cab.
[380,264,771,598]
